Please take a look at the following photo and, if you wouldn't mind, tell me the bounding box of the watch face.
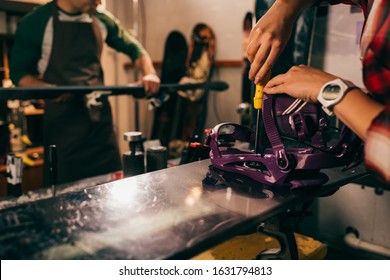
[322,84,341,100]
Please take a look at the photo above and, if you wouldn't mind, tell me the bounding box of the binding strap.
[262,94,290,170]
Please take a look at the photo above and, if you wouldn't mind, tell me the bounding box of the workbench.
[0,159,368,260]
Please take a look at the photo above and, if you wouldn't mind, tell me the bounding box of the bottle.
[7,100,26,152]
[122,131,145,177]
[146,146,168,172]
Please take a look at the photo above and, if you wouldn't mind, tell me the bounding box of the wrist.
[275,0,315,16]
[317,78,357,116]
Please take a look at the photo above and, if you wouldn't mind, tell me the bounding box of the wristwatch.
[317,78,356,116]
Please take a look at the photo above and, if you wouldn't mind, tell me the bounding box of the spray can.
[122,131,144,177]
[6,153,23,197]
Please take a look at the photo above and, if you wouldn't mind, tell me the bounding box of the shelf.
[24,108,44,116]
[0,146,44,173]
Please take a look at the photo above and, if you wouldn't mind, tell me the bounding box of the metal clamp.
[256,201,313,260]
[84,90,112,108]
[256,216,298,260]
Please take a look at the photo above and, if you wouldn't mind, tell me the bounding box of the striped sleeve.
[95,9,147,62]
[9,3,52,85]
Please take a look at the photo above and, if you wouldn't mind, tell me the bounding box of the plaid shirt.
[329,0,390,183]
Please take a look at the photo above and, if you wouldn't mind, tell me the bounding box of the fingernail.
[254,78,260,84]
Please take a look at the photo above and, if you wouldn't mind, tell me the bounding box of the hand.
[52,93,74,103]
[247,5,296,84]
[17,75,70,103]
[142,73,160,96]
[263,65,338,103]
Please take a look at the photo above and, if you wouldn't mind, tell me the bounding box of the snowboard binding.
[205,93,363,189]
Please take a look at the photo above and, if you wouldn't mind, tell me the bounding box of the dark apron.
[42,3,122,185]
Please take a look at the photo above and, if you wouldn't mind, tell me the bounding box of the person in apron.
[10,0,160,185]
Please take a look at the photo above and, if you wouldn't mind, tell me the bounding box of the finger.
[263,84,286,95]
[263,74,287,94]
[246,39,260,64]
[263,44,280,73]
[250,43,271,83]
[132,80,143,86]
[253,40,283,84]
[154,83,160,93]
[248,25,260,44]
[248,25,258,42]
[264,73,285,87]
[144,82,151,94]
[150,83,159,94]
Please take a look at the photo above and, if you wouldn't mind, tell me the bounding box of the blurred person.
[10,0,160,185]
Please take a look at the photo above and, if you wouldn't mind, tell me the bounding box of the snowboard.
[175,23,216,144]
[150,31,188,148]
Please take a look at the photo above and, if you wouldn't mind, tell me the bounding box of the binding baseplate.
[205,94,363,189]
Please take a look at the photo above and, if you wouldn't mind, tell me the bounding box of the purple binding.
[205,94,363,189]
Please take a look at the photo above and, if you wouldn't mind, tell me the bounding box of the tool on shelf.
[48,145,57,197]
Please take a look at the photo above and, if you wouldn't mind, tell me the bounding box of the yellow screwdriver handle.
[253,71,271,110]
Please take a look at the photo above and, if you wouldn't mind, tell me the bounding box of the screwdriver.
[254,70,271,155]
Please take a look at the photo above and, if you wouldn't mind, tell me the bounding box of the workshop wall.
[141,0,254,133]
[103,0,254,154]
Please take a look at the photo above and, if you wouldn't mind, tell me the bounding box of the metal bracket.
[84,90,112,108]
[256,216,299,260]
[256,200,313,260]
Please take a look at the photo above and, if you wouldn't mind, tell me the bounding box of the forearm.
[134,55,157,76]
[133,54,160,95]
[272,0,318,15]
[17,75,54,87]
[333,89,385,141]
